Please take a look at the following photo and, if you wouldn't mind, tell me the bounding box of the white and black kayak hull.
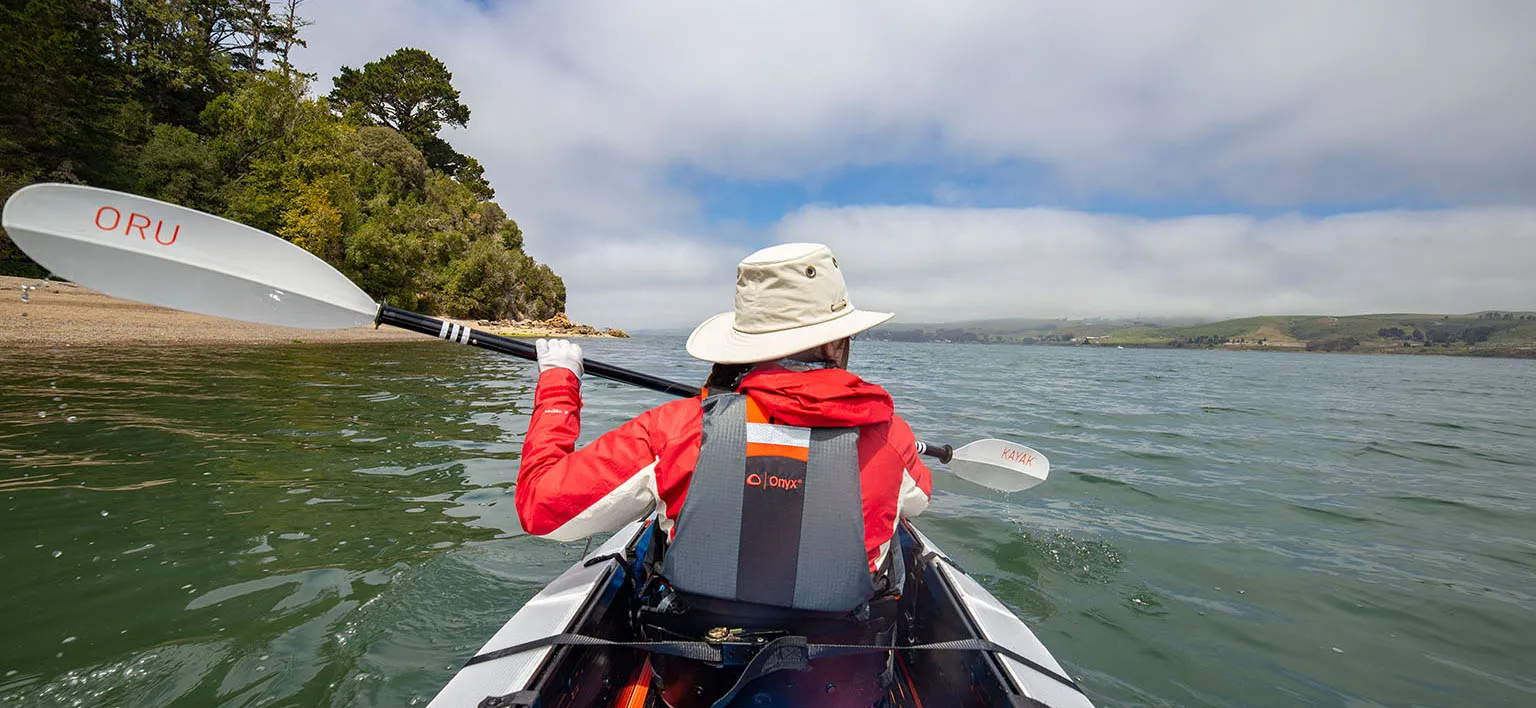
[430,519,1094,708]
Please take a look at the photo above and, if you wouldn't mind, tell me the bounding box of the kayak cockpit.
[428,519,1093,708]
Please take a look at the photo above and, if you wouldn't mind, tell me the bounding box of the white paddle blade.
[2,183,379,329]
[949,439,1050,493]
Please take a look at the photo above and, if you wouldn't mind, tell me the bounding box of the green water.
[1,339,1533,707]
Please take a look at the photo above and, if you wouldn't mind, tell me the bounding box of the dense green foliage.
[327,47,491,198]
[0,0,563,320]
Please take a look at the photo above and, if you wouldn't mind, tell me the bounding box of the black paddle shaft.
[375,305,700,397]
[375,304,952,460]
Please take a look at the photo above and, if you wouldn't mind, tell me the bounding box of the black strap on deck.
[465,631,1086,703]
[465,632,724,666]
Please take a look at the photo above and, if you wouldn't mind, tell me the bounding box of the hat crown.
[733,243,852,335]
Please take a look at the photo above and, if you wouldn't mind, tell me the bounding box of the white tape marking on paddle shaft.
[437,321,473,345]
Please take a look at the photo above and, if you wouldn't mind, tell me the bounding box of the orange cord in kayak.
[614,656,653,708]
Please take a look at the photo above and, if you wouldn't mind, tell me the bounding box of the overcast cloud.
[781,205,1536,322]
[294,0,1536,328]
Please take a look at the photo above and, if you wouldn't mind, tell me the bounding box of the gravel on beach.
[0,275,428,347]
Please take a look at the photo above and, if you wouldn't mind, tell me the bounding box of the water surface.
[1,340,1533,707]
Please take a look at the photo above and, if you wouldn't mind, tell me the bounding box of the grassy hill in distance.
[868,316,1208,341]
[862,312,1536,358]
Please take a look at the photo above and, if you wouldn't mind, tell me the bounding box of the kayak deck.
[430,519,1094,708]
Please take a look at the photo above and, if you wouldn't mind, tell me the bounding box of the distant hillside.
[865,317,1186,344]
[862,312,1536,358]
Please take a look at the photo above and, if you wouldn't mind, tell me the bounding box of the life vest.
[661,393,875,613]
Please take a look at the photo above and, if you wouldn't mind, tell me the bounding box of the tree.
[278,173,351,261]
[453,155,495,200]
[352,126,429,197]
[1464,326,1496,344]
[0,0,559,318]
[203,70,322,173]
[328,48,471,172]
[1,0,139,183]
[1,0,142,275]
[106,0,283,126]
[269,0,312,78]
[136,124,223,211]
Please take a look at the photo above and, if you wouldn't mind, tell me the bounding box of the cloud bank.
[778,205,1536,322]
[293,0,1536,327]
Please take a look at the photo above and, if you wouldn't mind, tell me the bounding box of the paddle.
[2,182,1049,491]
[916,439,1048,493]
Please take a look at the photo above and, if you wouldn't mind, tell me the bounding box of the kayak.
[428,518,1095,708]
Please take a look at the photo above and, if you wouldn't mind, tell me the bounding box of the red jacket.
[516,364,934,570]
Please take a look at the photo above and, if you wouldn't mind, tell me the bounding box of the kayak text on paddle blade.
[2,183,379,329]
[949,439,1050,493]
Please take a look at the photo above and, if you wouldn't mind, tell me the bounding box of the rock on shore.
[474,312,629,339]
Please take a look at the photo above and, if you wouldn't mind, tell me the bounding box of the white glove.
[535,338,584,379]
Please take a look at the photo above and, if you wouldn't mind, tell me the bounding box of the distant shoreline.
[0,276,625,348]
[854,337,1536,360]
[864,312,1536,360]
[1099,341,1536,359]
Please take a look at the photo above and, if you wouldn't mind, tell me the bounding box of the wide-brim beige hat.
[687,243,893,364]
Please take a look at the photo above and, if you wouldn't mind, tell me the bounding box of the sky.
[293,0,1536,328]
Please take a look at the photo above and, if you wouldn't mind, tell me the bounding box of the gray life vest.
[661,393,874,613]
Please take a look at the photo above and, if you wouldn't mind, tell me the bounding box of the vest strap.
[792,426,872,609]
[661,394,748,600]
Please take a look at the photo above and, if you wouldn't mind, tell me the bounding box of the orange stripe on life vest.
[745,397,770,424]
[746,441,810,462]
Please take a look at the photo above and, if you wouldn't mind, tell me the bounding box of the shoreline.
[891,339,1536,359]
[0,276,626,347]
[860,334,1536,359]
[1109,342,1536,359]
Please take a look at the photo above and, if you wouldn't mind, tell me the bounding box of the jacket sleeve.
[515,368,665,541]
[889,414,934,518]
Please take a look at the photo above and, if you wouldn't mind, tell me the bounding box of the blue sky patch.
[671,162,1446,226]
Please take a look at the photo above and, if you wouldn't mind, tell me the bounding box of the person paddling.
[516,242,934,705]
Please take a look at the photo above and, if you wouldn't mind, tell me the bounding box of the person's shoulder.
[636,397,704,428]
[653,397,704,413]
[883,411,919,441]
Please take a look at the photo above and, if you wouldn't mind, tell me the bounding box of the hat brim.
[686,308,894,364]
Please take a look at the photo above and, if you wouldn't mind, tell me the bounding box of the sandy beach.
[0,276,621,347]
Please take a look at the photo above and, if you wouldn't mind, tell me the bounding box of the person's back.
[515,362,930,559]
[514,243,932,705]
